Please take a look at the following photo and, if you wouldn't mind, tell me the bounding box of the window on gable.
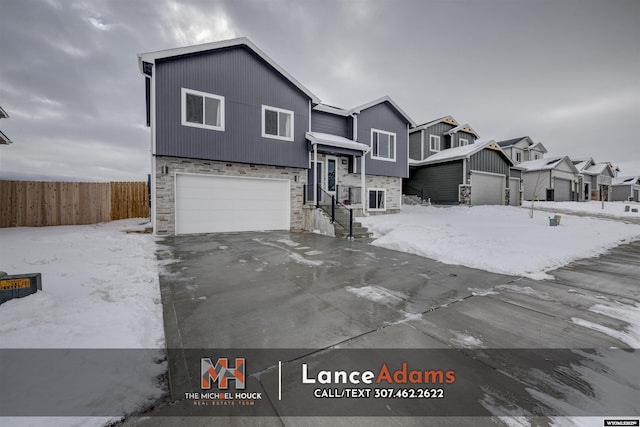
[262,105,294,141]
[516,151,522,162]
[429,134,440,152]
[368,189,386,211]
[535,153,540,160]
[459,138,469,146]
[181,88,224,131]
[371,129,396,161]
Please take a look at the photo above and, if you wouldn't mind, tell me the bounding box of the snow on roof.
[306,131,370,153]
[138,37,321,104]
[409,140,511,166]
[572,157,594,172]
[612,176,640,185]
[496,137,528,148]
[517,156,565,171]
[313,103,350,116]
[583,163,609,175]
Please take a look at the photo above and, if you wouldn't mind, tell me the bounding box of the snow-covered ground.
[359,205,640,279]
[0,219,166,426]
[525,200,640,218]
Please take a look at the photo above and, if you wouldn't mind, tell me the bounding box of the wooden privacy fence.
[0,181,149,228]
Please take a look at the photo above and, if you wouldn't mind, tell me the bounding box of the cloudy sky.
[1,0,638,181]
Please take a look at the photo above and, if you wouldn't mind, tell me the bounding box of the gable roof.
[583,162,615,177]
[445,123,480,138]
[572,157,594,172]
[409,140,513,167]
[0,129,12,145]
[612,176,640,186]
[349,96,416,126]
[496,136,529,148]
[0,106,8,119]
[518,156,579,173]
[410,116,459,133]
[138,37,321,104]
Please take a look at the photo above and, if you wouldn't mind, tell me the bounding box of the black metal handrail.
[335,185,362,206]
[306,185,353,239]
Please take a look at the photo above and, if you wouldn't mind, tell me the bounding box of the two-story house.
[138,37,414,235]
[571,157,616,201]
[405,117,518,206]
[408,116,479,161]
[495,136,547,164]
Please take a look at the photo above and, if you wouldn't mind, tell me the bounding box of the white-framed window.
[534,153,540,160]
[181,88,224,131]
[371,129,396,161]
[262,105,294,141]
[515,151,522,162]
[459,138,469,146]
[368,188,386,211]
[429,134,440,152]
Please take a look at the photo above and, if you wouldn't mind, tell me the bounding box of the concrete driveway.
[132,232,640,425]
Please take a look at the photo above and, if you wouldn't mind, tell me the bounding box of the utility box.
[0,273,42,305]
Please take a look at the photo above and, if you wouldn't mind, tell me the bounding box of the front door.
[306,161,322,203]
[326,157,337,196]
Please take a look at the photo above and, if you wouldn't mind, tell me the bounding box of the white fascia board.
[445,123,480,138]
[411,115,457,132]
[313,104,350,116]
[529,141,548,153]
[138,37,321,104]
[349,95,416,127]
[0,106,8,119]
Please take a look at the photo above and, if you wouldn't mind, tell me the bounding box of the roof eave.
[137,37,321,104]
[349,95,416,127]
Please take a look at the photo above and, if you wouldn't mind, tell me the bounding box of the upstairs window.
[262,105,294,141]
[459,138,469,146]
[371,129,396,161]
[429,134,441,152]
[516,151,522,162]
[181,88,224,131]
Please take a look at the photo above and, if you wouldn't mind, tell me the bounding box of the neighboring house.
[518,156,581,201]
[0,106,12,145]
[409,116,479,161]
[138,37,414,235]
[496,136,547,164]
[611,176,640,202]
[406,140,518,206]
[571,157,616,201]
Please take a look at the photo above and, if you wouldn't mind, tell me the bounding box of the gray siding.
[423,123,456,154]
[409,131,422,160]
[155,46,310,168]
[452,131,476,148]
[311,111,350,138]
[357,102,409,178]
[407,161,463,203]
[510,168,522,179]
[469,149,510,184]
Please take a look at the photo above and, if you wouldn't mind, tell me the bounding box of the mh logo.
[201,357,246,390]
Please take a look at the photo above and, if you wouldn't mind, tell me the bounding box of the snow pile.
[526,201,640,218]
[358,205,640,279]
[0,219,166,426]
[345,285,407,306]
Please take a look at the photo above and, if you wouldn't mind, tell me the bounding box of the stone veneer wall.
[311,153,402,215]
[154,156,306,235]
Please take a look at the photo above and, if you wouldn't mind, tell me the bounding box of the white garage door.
[554,178,572,201]
[175,174,290,235]
[471,171,505,205]
[508,177,521,206]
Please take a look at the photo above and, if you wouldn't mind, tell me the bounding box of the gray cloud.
[1,0,638,182]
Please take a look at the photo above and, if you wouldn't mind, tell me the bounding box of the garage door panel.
[175,174,290,235]
[554,178,571,201]
[471,171,505,205]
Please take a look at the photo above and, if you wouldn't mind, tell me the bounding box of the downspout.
[149,67,157,233]
[313,143,318,207]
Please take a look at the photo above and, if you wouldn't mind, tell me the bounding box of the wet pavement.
[125,232,640,426]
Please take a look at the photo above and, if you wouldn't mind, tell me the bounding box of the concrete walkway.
[124,232,640,426]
